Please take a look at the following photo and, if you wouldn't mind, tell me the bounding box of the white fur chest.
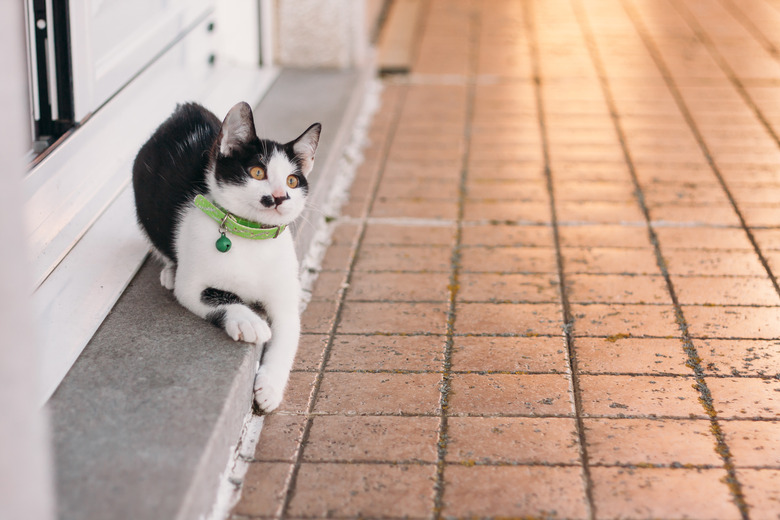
[174,205,301,303]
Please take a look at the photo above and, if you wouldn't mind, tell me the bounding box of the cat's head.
[208,101,321,227]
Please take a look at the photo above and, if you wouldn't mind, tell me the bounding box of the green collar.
[193,194,286,240]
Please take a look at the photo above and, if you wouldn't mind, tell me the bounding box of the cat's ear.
[290,123,321,176]
[218,102,257,156]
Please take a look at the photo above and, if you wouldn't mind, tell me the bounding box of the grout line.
[289,368,778,379]
[717,0,780,59]
[523,1,597,518]
[303,330,777,342]
[431,1,479,517]
[581,1,750,518]
[276,80,412,519]
[273,410,779,421]
[235,457,780,471]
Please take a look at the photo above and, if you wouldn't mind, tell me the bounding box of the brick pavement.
[231,0,780,518]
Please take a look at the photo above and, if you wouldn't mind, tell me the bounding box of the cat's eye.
[249,166,266,180]
[286,175,299,188]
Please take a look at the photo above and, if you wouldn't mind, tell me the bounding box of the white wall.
[275,0,381,68]
[0,2,56,519]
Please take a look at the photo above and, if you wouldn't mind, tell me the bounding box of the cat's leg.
[174,282,272,345]
[253,293,301,412]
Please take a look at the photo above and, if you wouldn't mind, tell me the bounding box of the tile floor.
[231,0,780,518]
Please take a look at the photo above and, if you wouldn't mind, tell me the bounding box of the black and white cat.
[132,101,320,411]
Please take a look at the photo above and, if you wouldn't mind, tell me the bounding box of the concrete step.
[48,67,371,520]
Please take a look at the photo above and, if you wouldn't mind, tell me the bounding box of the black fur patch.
[132,103,220,263]
[201,287,243,306]
[206,309,227,328]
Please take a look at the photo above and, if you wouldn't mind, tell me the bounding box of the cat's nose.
[260,193,291,208]
[273,194,290,206]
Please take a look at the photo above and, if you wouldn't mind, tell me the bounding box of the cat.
[132,101,320,412]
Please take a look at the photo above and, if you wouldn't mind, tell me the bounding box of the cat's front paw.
[224,306,272,345]
[253,368,285,412]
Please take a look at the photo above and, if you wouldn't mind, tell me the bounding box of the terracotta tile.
[585,418,720,465]
[337,301,448,334]
[579,375,704,418]
[633,162,715,185]
[551,160,630,182]
[706,377,780,419]
[740,205,780,227]
[362,223,456,246]
[752,228,780,251]
[765,251,780,275]
[387,146,462,163]
[461,224,554,247]
[287,463,435,518]
[371,198,458,220]
[463,200,552,222]
[469,147,542,163]
[251,414,307,462]
[458,273,559,302]
[319,244,353,271]
[567,274,671,304]
[447,417,580,464]
[655,227,754,250]
[293,334,327,371]
[555,180,637,202]
[697,338,780,376]
[451,335,568,373]
[575,337,689,374]
[300,300,339,334]
[383,160,462,181]
[339,197,370,219]
[308,271,347,301]
[231,462,289,517]
[558,224,653,248]
[737,469,780,517]
[346,271,450,302]
[460,246,558,273]
[562,247,662,275]
[449,373,573,415]
[442,466,588,519]
[722,421,780,467]
[663,249,768,276]
[314,372,441,415]
[648,203,742,226]
[455,302,563,335]
[672,276,780,306]
[465,180,548,201]
[591,467,741,519]
[326,334,445,371]
[467,160,544,181]
[328,222,361,247]
[304,416,440,462]
[683,305,780,339]
[570,303,679,337]
[353,245,451,272]
[643,183,730,204]
[557,201,646,223]
[276,371,317,414]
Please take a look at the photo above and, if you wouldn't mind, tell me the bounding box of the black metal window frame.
[29,0,75,153]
